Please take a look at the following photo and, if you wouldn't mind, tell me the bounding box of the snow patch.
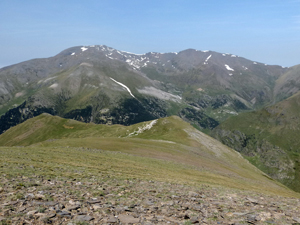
[81,47,88,52]
[225,64,234,71]
[125,58,141,69]
[253,62,257,64]
[127,120,157,137]
[110,77,135,98]
[42,77,57,83]
[121,50,144,56]
[205,54,212,62]
[231,55,237,57]
[71,52,75,56]
[49,83,58,89]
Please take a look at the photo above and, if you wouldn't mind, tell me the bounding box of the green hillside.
[212,92,300,192]
[0,113,297,198]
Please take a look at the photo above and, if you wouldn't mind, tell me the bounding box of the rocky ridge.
[1,175,300,225]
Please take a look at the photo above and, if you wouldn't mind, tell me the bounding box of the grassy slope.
[214,92,300,153]
[0,113,298,198]
[275,64,300,101]
[212,92,300,191]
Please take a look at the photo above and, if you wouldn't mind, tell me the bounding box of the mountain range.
[0,45,290,131]
[1,45,300,192]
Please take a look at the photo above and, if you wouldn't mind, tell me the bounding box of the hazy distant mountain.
[274,64,300,101]
[0,45,289,134]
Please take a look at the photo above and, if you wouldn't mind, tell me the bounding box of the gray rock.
[247,214,258,224]
[118,214,140,223]
[47,213,56,218]
[190,216,199,223]
[3,201,18,206]
[87,200,101,204]
[76,215,94,221]
[246,197,259,204]
[107,216,118,223]
[191,204,202,211]
[44,201,59,206]
[293,217,300,223]
[66,205,81,211]
[188,191,198,197]
[57,210,71,217]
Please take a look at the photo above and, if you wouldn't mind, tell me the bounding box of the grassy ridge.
[0,145,296,197]
[0,114,298,197]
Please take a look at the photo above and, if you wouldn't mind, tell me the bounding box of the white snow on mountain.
[81,47,88,52]
[49,83,58,89]
[225,64,234,71]
[204,54,212,65]
[110,77,136,98]
[121,50,144,56]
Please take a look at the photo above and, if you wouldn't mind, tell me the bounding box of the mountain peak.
[0,44,291,136]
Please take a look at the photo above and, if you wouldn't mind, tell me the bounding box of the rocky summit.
[1,175,300,225]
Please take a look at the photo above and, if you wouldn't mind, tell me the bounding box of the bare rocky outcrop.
[0,175,299,224]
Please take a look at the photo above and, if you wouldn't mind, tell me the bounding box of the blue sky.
[1,0,300,68]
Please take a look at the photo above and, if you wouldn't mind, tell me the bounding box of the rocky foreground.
[0,174,300,225]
